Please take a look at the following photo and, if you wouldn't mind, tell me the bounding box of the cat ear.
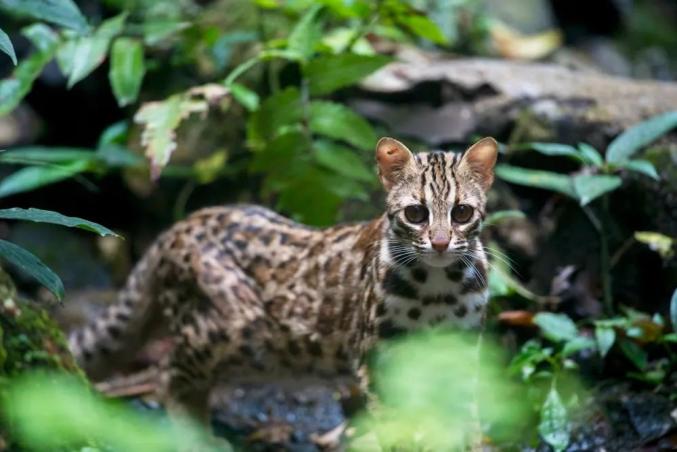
[376,137,415,191]
[460,137,498,192]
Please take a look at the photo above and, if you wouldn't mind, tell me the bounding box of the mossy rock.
[0,266,86,448]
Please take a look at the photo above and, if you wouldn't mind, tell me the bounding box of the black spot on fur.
[378,320,406,339]
[288,340,301,355]
[107,325,121,340]
[306,339,323,357]
[454,305,468,318]
[407,307,422,320]
[411,267,427,283]
[383,269,418,299]
[444,294,458,305]
[376,304,387,317]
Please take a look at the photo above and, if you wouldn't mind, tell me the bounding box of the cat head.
[376,137,498,268]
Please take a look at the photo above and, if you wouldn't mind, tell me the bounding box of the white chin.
[420,254,456,268]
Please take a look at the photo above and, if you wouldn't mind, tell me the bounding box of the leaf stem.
[583,199,613,315]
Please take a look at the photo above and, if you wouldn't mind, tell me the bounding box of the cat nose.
[431,235,450,252]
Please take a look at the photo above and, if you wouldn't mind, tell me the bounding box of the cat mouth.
[419,251,458,268]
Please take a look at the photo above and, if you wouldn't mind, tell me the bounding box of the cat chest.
[377,265,488,335]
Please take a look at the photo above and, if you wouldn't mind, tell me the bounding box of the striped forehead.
[415,151,458,205]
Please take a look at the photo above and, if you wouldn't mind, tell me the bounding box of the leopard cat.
[68,136,498,432]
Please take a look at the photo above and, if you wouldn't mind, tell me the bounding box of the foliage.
[2,373,224,452]
[498,110,675,315]
[351,329,526,450]
[0,0,458,225]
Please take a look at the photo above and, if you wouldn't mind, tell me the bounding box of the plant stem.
[583,201,613,315]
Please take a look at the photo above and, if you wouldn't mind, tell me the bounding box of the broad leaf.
[495,164,577,199]
[671,288,677,333]
[0,208,118,237]
[395,13,447,45]
[562,336,596,357]
[0,0,88,33]
[142,21,190,46]
[483,210,526,228]
[607,110,677,163]
[287,4,323,60]
[0,27,17,65]
[529,143,582,162]
[309,101,377,150]
[0,239,64,300]
[109,37,145,107]
[595,325,616,358]
[619,339,648,370]
[229,82,259,112]
[614,159,659,180]
[247,87,302,149]
[277,169,344,226]
[0,146,96,165]
[572,174,622,206]
[0,24,59,116]
[313,140,374,182]
[305,53,393,95]
[533,313,578,342]
[577,143,604,167]
[134,84,230,179]
[0,160,90,198]
[538,386,570,452]
[65,12,127,88]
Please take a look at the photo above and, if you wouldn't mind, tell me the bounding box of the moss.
[0,267,87,448]
[0,268,83,379]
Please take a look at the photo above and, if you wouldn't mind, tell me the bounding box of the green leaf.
[0,24,59,116]
[539,386,570,452]
[0,146,96,165]
[562,336,596,357]
[0,27,17,65]
[229,82,259,112]
[309,101,377,150]
[529,142,583,162]
[533,313,578,342]
[607,110,677,163]
[572,174,622,206]
[66,12,127,88]
[495,164,577,199]
[305,53,393,95]
[0,160,90,198]
[287,4,323,60]
[142,21,190,46]
[313,140,374,183]
[577,143,604,167]
[0,208,118,237]
[0,0,88,33]
[614,159,659,180]
[395,13,447,45]
[277,169,343,226]
[483,210,526,228]
[595,325,616,358]
[134,84,230,180]
[619,339,648,370]
[247,87,302,149]
[670,288,677,333]
[0,239,64,300]
[109,37,145,107]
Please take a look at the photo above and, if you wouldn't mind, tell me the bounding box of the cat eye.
[404,205,429,224]
[451,204,474,223]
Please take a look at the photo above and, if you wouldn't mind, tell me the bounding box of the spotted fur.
[68,136,498,427]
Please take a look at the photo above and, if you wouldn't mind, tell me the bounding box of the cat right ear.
[376,137,415,191]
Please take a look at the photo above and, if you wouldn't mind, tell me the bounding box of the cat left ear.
[460,137,498,192]
[376,137,415,191]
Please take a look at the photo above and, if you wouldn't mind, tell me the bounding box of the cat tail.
[68,244,163,381]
